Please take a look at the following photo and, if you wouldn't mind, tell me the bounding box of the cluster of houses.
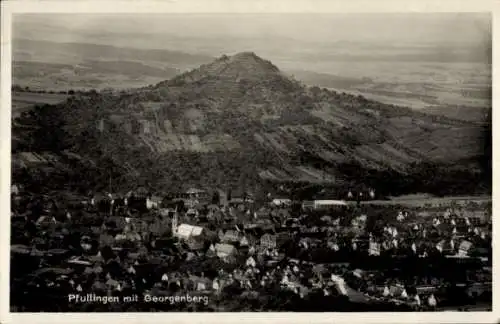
[10,184,492,311]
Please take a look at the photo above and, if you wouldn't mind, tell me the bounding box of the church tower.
[172,211,178,236]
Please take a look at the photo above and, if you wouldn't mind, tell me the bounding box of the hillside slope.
[12,52,491,196]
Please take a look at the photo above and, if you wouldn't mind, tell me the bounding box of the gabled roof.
[191,226,203,236]
[11,184,20,194]
[246,256,256,264]
[459,240,473,252]
[240,236,250,246]
[215,243,236,255]
[176,224,204,239]
[222,230,240,241]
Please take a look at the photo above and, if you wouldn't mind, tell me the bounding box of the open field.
[12,59,175,92]
[289,61,491,122]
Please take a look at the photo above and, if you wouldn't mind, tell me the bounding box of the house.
[330,274,348,296]
[127,196,149,212]
[283,280,310,297]
[415,285,438,295]
[188,275,213,292]
[302,200,347,210]
[351,269,365,280]
[174,224,203,240]
[315,200,347,208]
[260,233,288,249]
[217,229,225,241]
[330,274,369,303]
[271,198,292,207]
[159,208,176,217]
[214,243,237,260]
[186,208,199,217]
[207,243,217,257]
[301,201,315,209]
[129,218,149,233]
[457,240,473,257]
[221,230,240,244]
[131,186,149,198]
[146,196,162,210]
[463,210,487,225]
[147,217,171,236]
[243,233,260,247]
[368,242,381,256]
[184,199,199,209]
[272,208,291,221]
[246,256,257,268]
[356,214,368,223]
[186,188,208,200]
[256,207,271,218]
[436,239,456,254]
[229,189,254,203]
[389,284,405,297]
[174,224,207,250]
[239,236,250,247]
[124,232,142,242]
[67,256,94,267]
[466,282,491,299]
[106,216,128,231]
[216,189,228,206]
[229,198,246,208]
[11,184,20,195]
[417,211,431,218]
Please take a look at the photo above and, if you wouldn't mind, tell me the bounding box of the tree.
[12,84,23,92]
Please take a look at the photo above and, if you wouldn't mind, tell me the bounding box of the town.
[10,184,492,312]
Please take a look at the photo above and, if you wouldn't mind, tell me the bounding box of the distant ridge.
[13,38,215,67]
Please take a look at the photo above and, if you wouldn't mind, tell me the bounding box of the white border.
[1,0,498,323]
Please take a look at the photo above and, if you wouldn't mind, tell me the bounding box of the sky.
[11,13,492,80]
[10,13,493,111]
[13,13,491,52]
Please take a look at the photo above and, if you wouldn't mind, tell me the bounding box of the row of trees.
[12,84,99,96]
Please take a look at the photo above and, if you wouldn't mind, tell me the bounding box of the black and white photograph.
[1,0,496,321]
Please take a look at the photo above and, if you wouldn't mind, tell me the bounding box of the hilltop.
[12,52,491,196]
